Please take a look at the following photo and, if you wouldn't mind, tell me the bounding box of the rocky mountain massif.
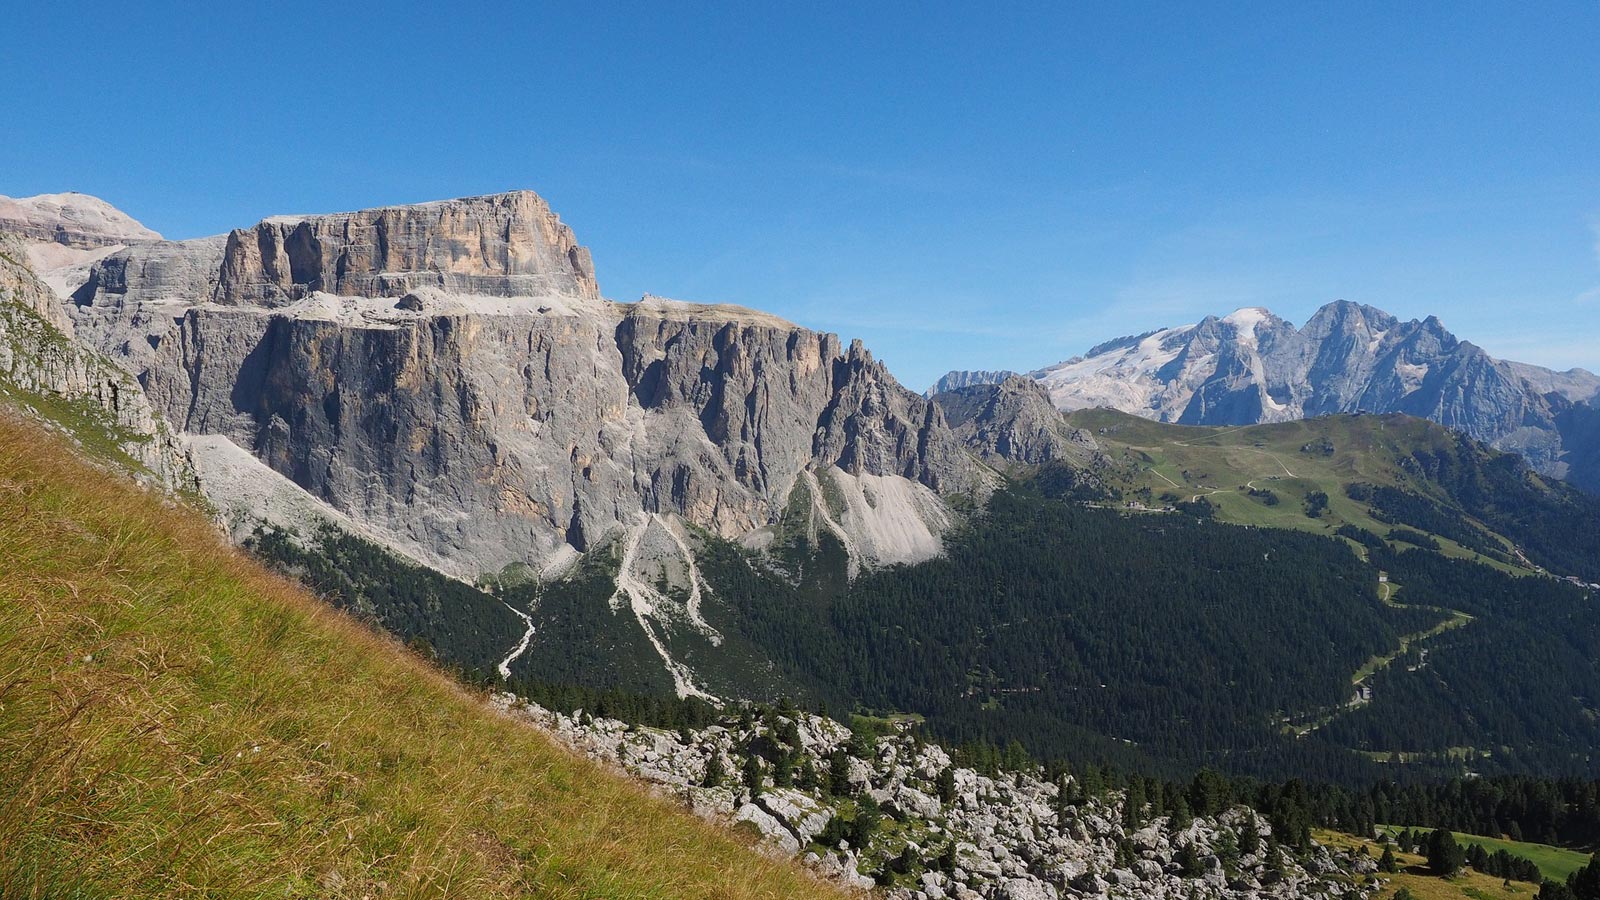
[936,302,1600,493]
[1,190,993,588]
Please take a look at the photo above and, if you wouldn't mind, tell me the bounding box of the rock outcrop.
[1028,301,1600,492]
[935,376,1099,470]
[491,692,1380,900]
[0,231,194,489]
[0,192,160,248]
[213,191,598,306]
[5,190,982,579]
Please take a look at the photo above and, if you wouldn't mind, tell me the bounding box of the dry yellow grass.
[0,412,845,899]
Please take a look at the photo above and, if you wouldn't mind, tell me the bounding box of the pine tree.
[849,797,881,850]
[1467,843,1490,872]
[1169,794,1194,831]
[1189,768,1230,818]
[1379,845,1398,873]
[742,753,763,797]
[1426,830,1466,877]
[935,766,957,804]
[1114,838,1137,869]
[1124,780,1147,828]
[828,750,853,796]
[1080,765,1105,799]
[1571,858,1600,900]
[1238,823,1261,857]
[702,752,726,788]
[1541,881,1578,900]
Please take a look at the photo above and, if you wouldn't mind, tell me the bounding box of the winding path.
[1286,583,1473,737]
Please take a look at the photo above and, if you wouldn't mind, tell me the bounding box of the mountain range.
[937,302,1600,493]
[6,188,1600,788]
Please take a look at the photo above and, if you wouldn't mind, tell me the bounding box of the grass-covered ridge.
[1070,408,1600,581]
[0,412,841,899]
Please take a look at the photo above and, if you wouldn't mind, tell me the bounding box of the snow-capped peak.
[1222,306,1273,329]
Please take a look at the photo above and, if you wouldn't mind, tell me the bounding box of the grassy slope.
[0,413,842,900]
[1068,409,1530,574]
[1318,830,1543,900]
[1375,826,1593,883]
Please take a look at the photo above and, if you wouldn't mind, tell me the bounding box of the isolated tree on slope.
[1379,845,1398,873]
[1426,829,1465,877]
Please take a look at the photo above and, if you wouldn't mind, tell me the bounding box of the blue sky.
[4,2,1597,389]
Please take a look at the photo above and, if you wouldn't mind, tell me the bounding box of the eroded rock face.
[20,191,980,578]
[0,232,74,333]
[0,232,194,490]
[140,290,979,576]
[213,191,598,306]
[935,375,1099,470]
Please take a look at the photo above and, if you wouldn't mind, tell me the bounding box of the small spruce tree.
[828,750,853,796]
[703,752,726,788]
[1379,845,1398,873]
[742,753,764,797]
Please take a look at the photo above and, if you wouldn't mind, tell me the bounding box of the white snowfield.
[1033,324,1199,419]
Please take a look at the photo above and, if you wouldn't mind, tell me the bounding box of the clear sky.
[4,2,1597,390]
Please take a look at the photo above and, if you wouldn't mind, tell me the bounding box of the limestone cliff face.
[923,368,1017,397]
[20,191,980,578]
[213,191,598,307]
[137,290,979,576]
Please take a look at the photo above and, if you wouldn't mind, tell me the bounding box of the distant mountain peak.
[925,368,1017,397]
[1023,299,1599,492]
[0,191,161,246]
